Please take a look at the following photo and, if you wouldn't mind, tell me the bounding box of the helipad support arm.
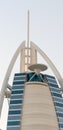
[31,41,63,89]
[0,41,25,116]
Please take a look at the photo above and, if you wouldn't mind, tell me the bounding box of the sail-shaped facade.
[6,71,63,130]
[0,11,63,130]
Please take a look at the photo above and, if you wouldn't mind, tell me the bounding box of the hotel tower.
[0,11,63,130]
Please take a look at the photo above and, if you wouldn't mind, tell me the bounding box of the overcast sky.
[0,0,63,129]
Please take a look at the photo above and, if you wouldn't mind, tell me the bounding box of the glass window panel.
[11,90,24,95]
[46,78,57,84]
[55,102,63,107]
[7,127,20,130]
[29,74,42,82]
[50,87,61,93]
[52,93,62,98]
[11,95,23,99]
[9,105,22,110]
[53,97,63,104]
[7,121,20,126]
[8,115,21,121]
[12,85,24,90]
[10,100,23,104]
[13,81,25,85]
[59,124,63,128]
[14,77,26,81]
[15,73,26,76]
[46,74,55,79]
[57,113,63,117]
[58,117,63,122]
[9,110,21,115]
[27,72,35,81]
[49,83,59,88]
[56,107,63,113]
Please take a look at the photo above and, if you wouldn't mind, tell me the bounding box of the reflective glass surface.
[11,90,24,94]
[59,124,63,128]
[9,104,22,110]
[11,95,23,99]
[8,115,21,121]
[7,121,20,126]
[7,127,20,130]
[46,78,57,84]
[12,85,24,90]
[49,83,58,88]
[13,81,25,85]
[10,100,23,104]
[46,74,55,79]
[56,107,63,113]
[58,117,63,122]
[15,73,26,76]
[55,102,63,107]
[50,87,61,93]
[57,113,63,117]
[53,97,63,104]
[52,93,62,98]
[14,76,26,80]
[9,110,21,115]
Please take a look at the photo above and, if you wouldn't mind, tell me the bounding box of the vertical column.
[30,42,37,64]
[20,48,25,72]
[23,10,31,72]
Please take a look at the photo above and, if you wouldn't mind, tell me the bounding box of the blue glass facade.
[46,74,63,130]
[7,72,63,130]
[7,73,26,130]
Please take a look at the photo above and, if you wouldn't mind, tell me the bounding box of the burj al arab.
[0,11,63,130]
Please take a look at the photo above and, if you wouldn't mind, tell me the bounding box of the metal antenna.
[26,10,30,71]
[27,10,30,48]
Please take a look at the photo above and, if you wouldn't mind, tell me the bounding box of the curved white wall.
[21,82,59,130]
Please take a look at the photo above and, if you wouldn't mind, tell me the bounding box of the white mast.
[27,10,30,48]
[26,10,30,70]
[20,11,30,72]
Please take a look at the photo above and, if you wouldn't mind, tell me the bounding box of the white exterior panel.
[21,82,59,130]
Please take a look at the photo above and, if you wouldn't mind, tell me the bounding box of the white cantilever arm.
[0,41,25,116]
